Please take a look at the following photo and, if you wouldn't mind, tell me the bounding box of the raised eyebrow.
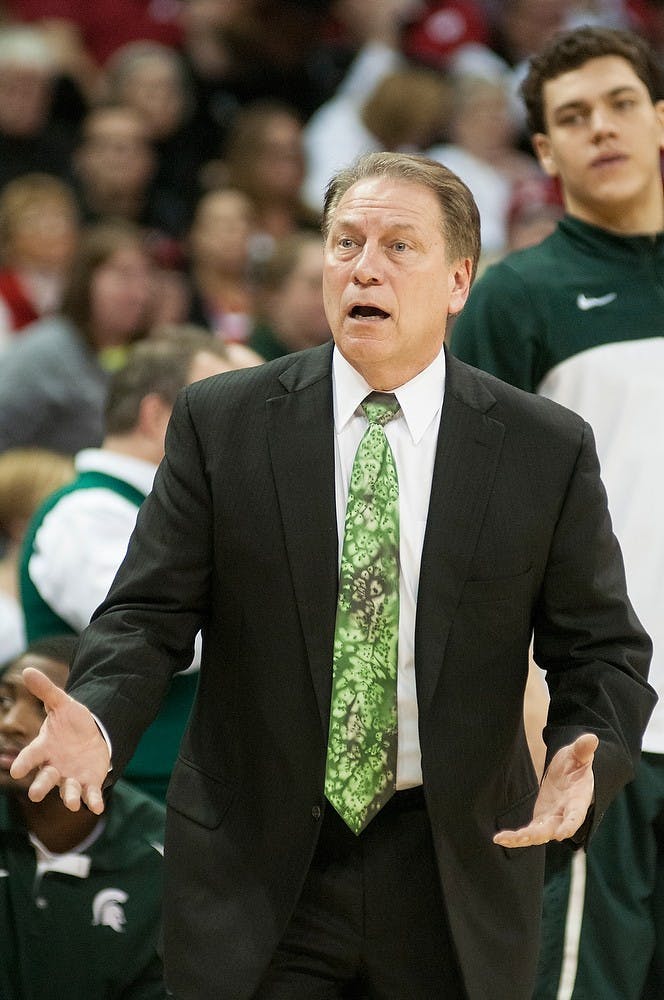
[329,215,361,233]
[330,217,421,234]
[385,224,421,240]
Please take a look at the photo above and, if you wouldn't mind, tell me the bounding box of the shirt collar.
[332,344,446,444]
[29,819,106,878]
[74,448,158,496]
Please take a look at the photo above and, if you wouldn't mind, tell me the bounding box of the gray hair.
[322,151,481,283]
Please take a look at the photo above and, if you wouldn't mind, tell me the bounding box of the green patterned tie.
[325,392,401,835]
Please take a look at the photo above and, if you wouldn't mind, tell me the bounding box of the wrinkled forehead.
[328,176,445,234]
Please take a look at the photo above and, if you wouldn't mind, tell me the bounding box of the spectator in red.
[402,0,491,68]
[0,174,79,349]
[5,0,184,68]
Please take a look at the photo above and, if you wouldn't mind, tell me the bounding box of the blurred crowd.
[0,0,661,377]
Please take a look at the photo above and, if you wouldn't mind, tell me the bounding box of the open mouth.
[349,305,390,320]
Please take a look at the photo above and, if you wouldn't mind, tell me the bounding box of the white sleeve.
[28,488,139,631]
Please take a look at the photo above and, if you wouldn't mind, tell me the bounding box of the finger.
[21,667,71,712]
[60,777,83,812]
[83,784,106,815]
[26,763,62,803]
[493,816,557,848]
[571,732,599,764]
[10,740,48,780]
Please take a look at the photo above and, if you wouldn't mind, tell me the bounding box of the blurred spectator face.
[0,64,53,136]
[9,197,79,274]
[110,49,188,141]
[90,244,155,346]
[0,654,69,792]
[253,112,306,201]
[451,77,517,157]
[180,0,247,76]
[149,268,192,327]
[271,237,329,349]
[502,0,572,61]
[190,189,255,274]
[181,0,245,35]
[76,107,155,198]
[331,0,422,43]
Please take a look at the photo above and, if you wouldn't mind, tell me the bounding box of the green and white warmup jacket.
[0,781,167,999]
[451,214,664,754]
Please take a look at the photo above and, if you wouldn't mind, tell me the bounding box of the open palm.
[10,667,110,814]
[494,733,598,848]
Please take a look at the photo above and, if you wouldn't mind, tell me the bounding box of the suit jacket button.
[311,805,322,820]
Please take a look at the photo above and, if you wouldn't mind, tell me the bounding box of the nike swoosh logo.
[577,292,617,310]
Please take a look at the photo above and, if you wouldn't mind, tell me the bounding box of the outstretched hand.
[10,667,110,814]
[494,733,599,848]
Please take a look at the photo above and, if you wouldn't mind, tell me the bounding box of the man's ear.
[447,257,473,317]
[137,393,171,440]
[531,132,559,177]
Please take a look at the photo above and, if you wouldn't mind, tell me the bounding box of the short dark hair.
[521,26,664,136]
[322,151,481,284]
[0,634,79,678]
[25,634,79,667]
[104,329,228,435]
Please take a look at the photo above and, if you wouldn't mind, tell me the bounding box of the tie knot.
[361,392,400,428]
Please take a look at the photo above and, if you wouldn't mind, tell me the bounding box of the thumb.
[571,732,599,764]
[21,667,70,712]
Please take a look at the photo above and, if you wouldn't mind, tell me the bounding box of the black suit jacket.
[68,344,655,1000]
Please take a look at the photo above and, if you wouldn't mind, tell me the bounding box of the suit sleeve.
[450,261,545,392]
[66,387,213,778]
[534,420,655,840]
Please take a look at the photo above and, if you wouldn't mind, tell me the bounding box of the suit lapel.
[267,344,338,736]
[415,352,505,716]
[266,346,506,731]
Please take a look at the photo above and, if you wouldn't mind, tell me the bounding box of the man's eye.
[559,112,585,126]
[338,238,355,249]
[393,242,408,252]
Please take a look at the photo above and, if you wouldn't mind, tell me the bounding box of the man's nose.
[352,243,383,285]
[0,703,27,734]
[590,105,618,139]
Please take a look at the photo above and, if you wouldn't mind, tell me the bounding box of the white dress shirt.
[332,345,446,787]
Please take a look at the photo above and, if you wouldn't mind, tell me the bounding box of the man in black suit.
[11,152,655,1000]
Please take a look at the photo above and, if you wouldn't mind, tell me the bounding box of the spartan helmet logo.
[91,888,128,932]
